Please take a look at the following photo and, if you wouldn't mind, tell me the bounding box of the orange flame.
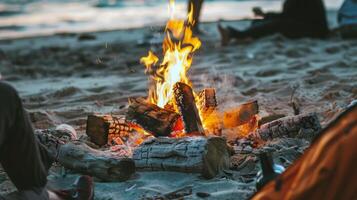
[140,1,201,109]
[139,1,259,139]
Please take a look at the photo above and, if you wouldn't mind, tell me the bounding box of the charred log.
[173,82,204,135]
[198,88,217,115]
[249,113,321,141]
[86,115,132,146]
[133,136,231,179]
[223,100,259,128]
[126,98,181,137]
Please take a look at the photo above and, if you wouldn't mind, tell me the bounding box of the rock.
[196,192,211,198]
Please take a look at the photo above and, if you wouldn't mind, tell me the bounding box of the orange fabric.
[252,105,357,200]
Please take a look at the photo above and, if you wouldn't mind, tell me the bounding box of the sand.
[0,10,356,199]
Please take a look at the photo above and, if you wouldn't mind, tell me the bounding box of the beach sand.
[0,11,356,199]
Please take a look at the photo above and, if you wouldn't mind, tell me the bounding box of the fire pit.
[84,1,263,178]
[37,0,322,183]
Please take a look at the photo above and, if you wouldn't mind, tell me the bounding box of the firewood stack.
[81,82,322,180]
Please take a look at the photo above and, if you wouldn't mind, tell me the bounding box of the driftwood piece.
[36,130,135,181]
[248,113,321,141]
[173,82,204,135]
[86,115,132,146]
[147,186,193,200]
[258,114,286,127]
[126,98,181,137]
[133,136,231,179]
[223,100,259,128]
[58,142,135,181]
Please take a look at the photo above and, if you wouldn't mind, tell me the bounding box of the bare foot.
[218,24,231,46]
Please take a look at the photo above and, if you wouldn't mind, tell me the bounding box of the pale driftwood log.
[248,113,321,141]
[126,98,181,137]
[173,82,204,135]
[133,136,231,179]
[58,142,135,182]
[258,114,286,127]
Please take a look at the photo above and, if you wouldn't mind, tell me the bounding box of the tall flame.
[140,1,201,109]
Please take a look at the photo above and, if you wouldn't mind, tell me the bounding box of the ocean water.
[0,0,343,39]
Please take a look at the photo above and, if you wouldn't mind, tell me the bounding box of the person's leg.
[218,19,326,45]
[228,19,284,39]
[3,188,49,200]
[0,82,95,200]
[188,0,204,33]
[218,20,281,46]
[0,82,49,195]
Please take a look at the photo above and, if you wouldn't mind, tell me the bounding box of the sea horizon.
[0,0,343,39]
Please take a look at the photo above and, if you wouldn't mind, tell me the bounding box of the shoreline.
[0,0,341,41]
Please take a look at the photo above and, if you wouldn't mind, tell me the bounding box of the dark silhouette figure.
[218,0,329,45]
[188,0,204,33]
[0,82,93,200]
[338,0,357,38]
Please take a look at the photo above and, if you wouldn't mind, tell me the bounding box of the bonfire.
[35,0,322,192]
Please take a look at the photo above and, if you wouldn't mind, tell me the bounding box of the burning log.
[126,98,182,137]
[133,136,231,179]
[58,142,135,181]
[223,100,259,128]
[198,88,222,135]
[86,115,132,146]
[173,82,204,135]
[198,88,217,115]
[248,113,321,141]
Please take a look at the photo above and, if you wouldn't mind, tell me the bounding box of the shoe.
[71,175,94,200]
[53,175,94,200]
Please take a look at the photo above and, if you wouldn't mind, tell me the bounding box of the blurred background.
[0,0,344,39]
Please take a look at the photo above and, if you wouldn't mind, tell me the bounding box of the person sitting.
[188,0,204,34]
[218,0,329,45]
[337,0,357,38]
[0,81,94,200]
